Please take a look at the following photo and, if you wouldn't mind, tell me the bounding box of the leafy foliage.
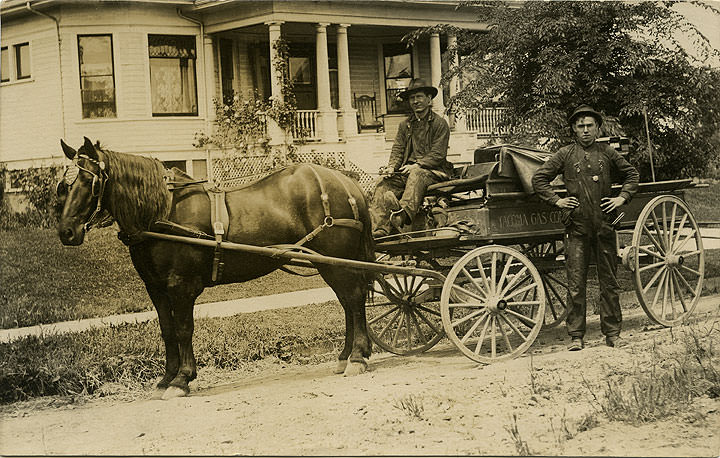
[420,1,720,179]
[0,166,62,229]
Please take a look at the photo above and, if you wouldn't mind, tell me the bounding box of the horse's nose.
[59,227,74,243]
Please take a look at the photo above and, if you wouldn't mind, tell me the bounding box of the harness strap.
[295,165,364,246]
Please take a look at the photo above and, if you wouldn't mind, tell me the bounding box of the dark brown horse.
[57,137,374,399]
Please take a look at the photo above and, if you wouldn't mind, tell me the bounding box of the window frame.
[1,46,9,82]
[77,33,117,119]
[14,42,31,80]
[382,43,413,114]
[148,34,199,117]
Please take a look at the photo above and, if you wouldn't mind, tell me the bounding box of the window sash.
[78,35,116,118]
[148,35,198,116]
[1,47,8,82]
[15,43,30,79]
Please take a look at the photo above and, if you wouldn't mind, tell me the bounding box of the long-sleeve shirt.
[387,110,454,177]
[532,141,639,229]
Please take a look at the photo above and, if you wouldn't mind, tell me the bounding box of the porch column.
[316,23,339,142]
[429,32,445,116]
[203,35,217,122]
[337,24,357,137]
[266,21,285,145]
[448,33,464,131]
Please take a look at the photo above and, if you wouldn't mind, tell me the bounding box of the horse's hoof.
[334,359,348,374]
[343,359,368,377]
[150,387,167,400]
[161,385,189,400]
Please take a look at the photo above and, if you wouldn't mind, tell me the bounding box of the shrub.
[0,166,62,229]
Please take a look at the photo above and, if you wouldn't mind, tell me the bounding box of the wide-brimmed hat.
[399,78,438,100]
[568,104,603,127]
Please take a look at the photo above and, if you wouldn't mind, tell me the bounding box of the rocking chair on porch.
[354,93,384,133]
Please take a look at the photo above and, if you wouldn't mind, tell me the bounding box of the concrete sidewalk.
[0,287,337,344]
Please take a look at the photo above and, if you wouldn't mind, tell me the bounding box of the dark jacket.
[532,141,639,231]
[387,110,454,178]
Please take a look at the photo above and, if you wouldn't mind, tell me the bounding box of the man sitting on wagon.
[370,78,455,238]
[532,104,639,351]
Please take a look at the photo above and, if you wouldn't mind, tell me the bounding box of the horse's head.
[57,137,110,245]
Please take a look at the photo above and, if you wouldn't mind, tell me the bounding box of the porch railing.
[293,110,320,141]
[461,107,509,136]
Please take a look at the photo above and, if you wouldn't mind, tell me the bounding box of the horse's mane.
[98,147,171,234]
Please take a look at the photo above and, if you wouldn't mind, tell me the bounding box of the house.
[0,0,507,199]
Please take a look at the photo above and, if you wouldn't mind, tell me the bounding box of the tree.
[421,1,720,180]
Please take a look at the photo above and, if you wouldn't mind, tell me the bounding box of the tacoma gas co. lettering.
[494,208,564,231]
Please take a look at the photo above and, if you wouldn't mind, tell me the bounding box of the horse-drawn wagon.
[55,137,706,397]
[366,143,706,363]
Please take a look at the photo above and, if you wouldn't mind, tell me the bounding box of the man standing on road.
[532,104,639,351]
[370,78,454,238]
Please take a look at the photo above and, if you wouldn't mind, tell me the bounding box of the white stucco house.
[1,0,506,196]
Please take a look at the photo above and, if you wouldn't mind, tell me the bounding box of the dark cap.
[568,104,603,127]
[399,78,438,100]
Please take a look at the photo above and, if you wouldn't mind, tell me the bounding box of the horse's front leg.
[145,286,179,400]
[162,274,203,400]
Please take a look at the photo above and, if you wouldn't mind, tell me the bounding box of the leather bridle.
[59,153,112,232]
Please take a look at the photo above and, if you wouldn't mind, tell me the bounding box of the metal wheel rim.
[366,254,444,355]
[632,195,705,326]
[440,245,546,364]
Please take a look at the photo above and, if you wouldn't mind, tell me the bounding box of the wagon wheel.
[440,245,545,363]
[520,240,569,329]
[631,195,705,326]
[366,254,444,355]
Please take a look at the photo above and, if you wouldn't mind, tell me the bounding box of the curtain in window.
[149,35,197,115]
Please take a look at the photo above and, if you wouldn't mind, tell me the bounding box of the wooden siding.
[0,17,64,166]
[1,3,209,168]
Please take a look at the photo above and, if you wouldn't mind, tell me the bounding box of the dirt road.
[2,299,719,456]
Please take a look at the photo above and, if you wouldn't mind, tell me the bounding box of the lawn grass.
[0,227,326,329]
[0,300,345,403]
[2,183,718,329]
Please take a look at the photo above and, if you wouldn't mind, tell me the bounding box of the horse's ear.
[60,139,76,160]
[82,136,99,160]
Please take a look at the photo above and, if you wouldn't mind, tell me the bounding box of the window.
[162,160,186,172]
[15,43,30,79]
[149,34,198,116]
[383,44,413,113]
[290,57,311,85]
[78,35,116,118]
[1,47,8,82]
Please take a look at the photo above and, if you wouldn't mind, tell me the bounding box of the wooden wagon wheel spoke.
[638,245,665,261]
[670,268,690,313]
[441,245,545,364]
[632,195,704,327]
[642,224,666,256]
[542,277,565,322]
[671,213,689,248]
[367,255,445,356]
[461,267,488,299]
[460,310,488,344]
[499,313,529,342]
[650,210,667,252]
[473,315,492,355]
[668,202,678,248]
[642,265,667,294]
[368,304,400,325]
[497,317,514,353]
[639,260,667,273]
[377,308,402,339]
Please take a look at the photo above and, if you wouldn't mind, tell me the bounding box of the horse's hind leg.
[319,267,371,376]
[146,286,179,400]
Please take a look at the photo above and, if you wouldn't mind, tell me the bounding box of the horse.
[57,137,375,399]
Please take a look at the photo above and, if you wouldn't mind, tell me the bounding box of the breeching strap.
[295,165,364,246]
